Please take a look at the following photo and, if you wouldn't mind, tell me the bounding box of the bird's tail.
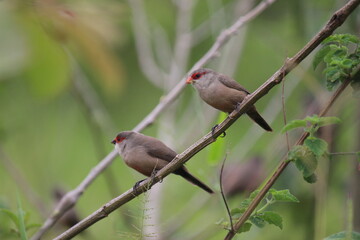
[246,106,272,132]
[174,168,214,194]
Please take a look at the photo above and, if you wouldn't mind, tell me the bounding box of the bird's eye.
[116,136,125,142]
[192,72,203,80]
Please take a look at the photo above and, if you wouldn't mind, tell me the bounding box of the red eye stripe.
[191,72,205,80]
[116,137,126,143]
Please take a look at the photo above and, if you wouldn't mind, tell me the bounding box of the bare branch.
[52,1,357,239]
[30,1,278,239]
[281,74,290,151]
[329,152,359,156]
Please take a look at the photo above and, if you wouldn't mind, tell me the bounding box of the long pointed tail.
[174,168,214,194]
[246,106,272,132]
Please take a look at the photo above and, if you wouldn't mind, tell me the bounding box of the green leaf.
[237,222,252,233]
[17,194,27,240]
[324,66,341,82]
[323,34,360,45]
[288,145,318,182]
[316,116,341,127]
[261,211,283,230]
[294,148,318,178]
[249,189,261,200]
[313,45,331,70]
[342,34,360,44]
[341,59,355,69]
[304,137,328,156]
[287,145,303,162]
[230,208,244,218]
[270,189,300,203]
[250,215,266,228]
[327,79,340,91]
[304,173,317,183]
[322,35,342,44]
[332,46,348,58]
[25,223,41,231]
[304,115,320,125]
[324,231,360,240]
[239,198,251,210]
[281,119,307,133]
[0,209,19,229]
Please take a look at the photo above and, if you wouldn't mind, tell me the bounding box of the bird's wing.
[218,74,250,94]
[143,138,177,163]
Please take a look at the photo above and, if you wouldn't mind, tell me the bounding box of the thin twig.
[30,1,277,240]
[53,1,357,239]
[329,152,359,156]
[281,74,290,151]
[219,154,234,233]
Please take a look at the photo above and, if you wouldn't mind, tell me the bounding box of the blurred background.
[0,0,359,239]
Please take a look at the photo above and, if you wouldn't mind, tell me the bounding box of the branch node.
[100,206,109,218]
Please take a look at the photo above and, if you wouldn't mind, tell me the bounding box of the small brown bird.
[186,68,272,132]
[112,131,214,194]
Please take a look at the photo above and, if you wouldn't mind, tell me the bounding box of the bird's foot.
[211,124,226,138]
[133,179,146,194]
[150,169,159,181]
[230,102,243,119]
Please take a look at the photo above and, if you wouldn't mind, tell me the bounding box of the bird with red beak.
[186,68,272,132]
[112,131,214,194]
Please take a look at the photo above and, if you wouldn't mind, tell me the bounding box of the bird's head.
[111,131,134,145]
[186,68,216,84]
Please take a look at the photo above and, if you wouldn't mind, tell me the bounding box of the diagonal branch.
[224,79,352,240]
[30,1,277,239]
[53,1,358,239]
[223,4,360,239]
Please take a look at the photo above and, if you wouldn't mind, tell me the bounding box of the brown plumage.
[112,131,214,194]
[186,68,272,132]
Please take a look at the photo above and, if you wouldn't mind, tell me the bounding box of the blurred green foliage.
[0,0,359,239]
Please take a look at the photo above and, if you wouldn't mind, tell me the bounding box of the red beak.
[111,139,116,144]
[186,77,193,84]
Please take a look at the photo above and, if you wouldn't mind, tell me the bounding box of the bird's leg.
[211,124,226,138]
[150,169,160,183]
[133,179,146,194]
[229,102,243,119]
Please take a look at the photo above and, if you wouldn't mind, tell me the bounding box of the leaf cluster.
[282,115,340,183]
[0,198,40,240]
[217,189,299,234]
[313,34,360,92]
[324,231,360,240]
